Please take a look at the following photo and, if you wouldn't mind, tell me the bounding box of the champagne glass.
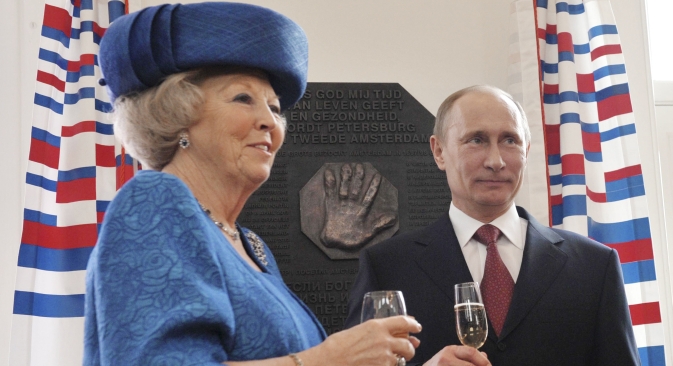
[361,290,406,322]
[454,282,488,349]
[361,291,408,366]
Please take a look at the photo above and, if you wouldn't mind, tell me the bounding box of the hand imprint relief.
[300,162,399,260]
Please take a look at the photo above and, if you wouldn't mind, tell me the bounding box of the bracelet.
[288,353,304,366]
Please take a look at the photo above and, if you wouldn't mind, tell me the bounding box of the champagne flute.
[360,290,406,322]
[454,282,488,349]
[361,291,408,366]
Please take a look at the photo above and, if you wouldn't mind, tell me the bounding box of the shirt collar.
[449,203,524,249]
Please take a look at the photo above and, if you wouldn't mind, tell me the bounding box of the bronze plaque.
[238,83,450,334]
[300,162,399,260]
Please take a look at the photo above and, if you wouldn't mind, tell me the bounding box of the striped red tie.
[474,224,513,336]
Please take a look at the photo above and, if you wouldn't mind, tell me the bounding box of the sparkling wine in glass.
[454,282,488,349]
[360,290,406,322]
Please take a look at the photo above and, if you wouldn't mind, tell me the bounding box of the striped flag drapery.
[510,0,665,365]
[10,1,133,365]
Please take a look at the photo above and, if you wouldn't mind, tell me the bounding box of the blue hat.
[99,2,309,110]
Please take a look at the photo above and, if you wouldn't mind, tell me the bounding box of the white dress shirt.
[449,203,528,283]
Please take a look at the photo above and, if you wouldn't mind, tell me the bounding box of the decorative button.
[497,342,506,351]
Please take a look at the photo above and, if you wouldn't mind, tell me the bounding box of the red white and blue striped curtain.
[9,1,134,365]
[510,0,665,364]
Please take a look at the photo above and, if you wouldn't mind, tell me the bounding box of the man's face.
[430,91,529,222]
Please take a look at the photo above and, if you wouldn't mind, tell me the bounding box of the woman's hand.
[300,315,421,366]
[223,316,420,366]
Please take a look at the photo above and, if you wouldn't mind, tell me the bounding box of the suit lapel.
[413,214,474,304]
[498,207,567,340]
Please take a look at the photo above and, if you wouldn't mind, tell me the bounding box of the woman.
[84,2,420,366]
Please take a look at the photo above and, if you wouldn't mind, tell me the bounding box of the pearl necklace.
[197,201,240,241]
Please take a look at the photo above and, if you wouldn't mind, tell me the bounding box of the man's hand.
[320,162,397,250]
[424,346,491,366]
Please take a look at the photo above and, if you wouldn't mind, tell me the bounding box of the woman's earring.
[178,132,190,149]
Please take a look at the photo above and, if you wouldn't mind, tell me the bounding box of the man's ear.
[430,135,446,171]
[526,141,531,157]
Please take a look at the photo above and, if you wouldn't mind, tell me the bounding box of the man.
[345,86,640,366]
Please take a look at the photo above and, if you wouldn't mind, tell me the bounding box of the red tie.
[474,224,513,336]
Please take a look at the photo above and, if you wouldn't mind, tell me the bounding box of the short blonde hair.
[111,70,203,170]
[433,85,530,145]
[111,67,285,171]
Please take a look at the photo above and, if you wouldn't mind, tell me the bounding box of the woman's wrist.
[292,346,324,366]
[288,353,303,366]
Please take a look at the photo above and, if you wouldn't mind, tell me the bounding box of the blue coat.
[84,171,325,365]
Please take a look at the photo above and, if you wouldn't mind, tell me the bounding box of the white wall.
[0,1,667,365]
[163,0,513,114]
[654,79,673,364]
[0,1,44,364]
[0,0,22,364]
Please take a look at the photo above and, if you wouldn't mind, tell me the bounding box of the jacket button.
[497,342,506,351]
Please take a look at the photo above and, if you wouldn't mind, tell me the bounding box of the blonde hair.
[111,70,203,170]
[433,85,530,145]
[111,67,286,170]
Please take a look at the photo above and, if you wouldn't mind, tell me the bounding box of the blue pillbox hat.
[99,2,309,110]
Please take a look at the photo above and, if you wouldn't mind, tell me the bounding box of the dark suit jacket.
[345,207,640,366]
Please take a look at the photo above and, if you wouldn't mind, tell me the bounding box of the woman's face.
[188,72,285,188]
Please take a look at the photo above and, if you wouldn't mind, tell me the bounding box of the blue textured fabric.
[99,2,309,110]
[84,170,325,365]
